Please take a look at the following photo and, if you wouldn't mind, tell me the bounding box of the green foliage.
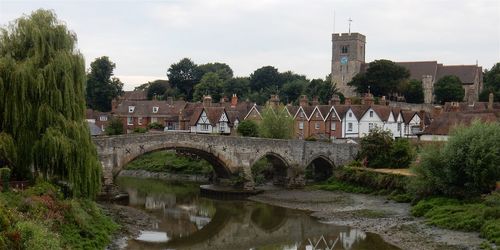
[133,127,148,133]
[410,121,500,198]
[167,58,201,100]
[237,120,259,137]
[0,9,101,198]
[259,104,294,139]
[0,133,16,168]
[147,122,164,130]
[85,56,123,112]
[251,158,270,185]
[304,77,339,104]
[105,117,124,135]
[193,72,224,102]
[15,221,62,250]
[348,59,410,97]
[249,66,282,92]
[0,168,11,192]
[146,80,170,100]
[434,75,465,104]
[281,79,306,103]
[479,63,500,102]
[222,77,250,99]
[390,139,416,168]
[359,129,415,168]
[124,150,212,175]
[316,179,375,194]
[481,219,500,245]
[197,62,233,82]
[402,79,424,103]
[410,197,461,217]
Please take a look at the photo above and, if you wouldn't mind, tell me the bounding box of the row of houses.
[88,91,433,140]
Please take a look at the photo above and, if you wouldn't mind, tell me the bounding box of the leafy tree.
[479,63,500,102]
[359,128,394,168]
[348,59,410,97]
[167,58,201,100]
[305,78,339,104]
[410,121,500,198]
[192,72,223,102]
[237,120,259,137]
[281,79,306,104]
[146,80,170,100]
[223,77,250,99]
[280,71,307,84]
[197,62,233,82]
[434,75,465,104]
[259,104,294,139]
[105,117,124,135]
[249,66,281,92]
[390,139,415,168]
[86,56,124,112]
[0,9,101,197]
[403,79,424,103]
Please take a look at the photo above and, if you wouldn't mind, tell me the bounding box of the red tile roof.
[423,112,498,135]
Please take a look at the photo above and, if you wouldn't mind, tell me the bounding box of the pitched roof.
[396,61,439,80]
[443,102,500,112]
[205,107,227,126]
[423,112,498,135]
[226,110,240,125]
[436,65,481,84]
[301,106,315,119]
[121,91,147,101]
[115,100,186,120]
[285,105,299,118]
[350,105,369,120]
[401,110,417,124]
[317,105,332,120]
[334,105,351,118]
[370,105,392,121]
[87,121,103,136]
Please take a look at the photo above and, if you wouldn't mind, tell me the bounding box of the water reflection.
[116,177,399,250]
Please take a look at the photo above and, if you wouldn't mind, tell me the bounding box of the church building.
[331,32,483,104]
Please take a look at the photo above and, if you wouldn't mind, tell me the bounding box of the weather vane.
[348,18,353,34]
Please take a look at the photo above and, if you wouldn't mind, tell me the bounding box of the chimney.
[203,95,212,107]
[380,96,387,105]
[329,95,341,106]
[488,92,494,110]
[364,93,374,106]
[419,110,426,131]
[345,97,352,106]
[231,94,238,108]
[311,96,319,106]
[299,95,309,107]
[432,106,443,117]
[269,95,280,107]
[166,96,174,105]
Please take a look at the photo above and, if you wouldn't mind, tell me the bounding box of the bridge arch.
[305,154,336,182]
[250,152,292,187]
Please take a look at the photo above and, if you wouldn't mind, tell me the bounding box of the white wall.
[358,108,384,137]
[342,108,359,138]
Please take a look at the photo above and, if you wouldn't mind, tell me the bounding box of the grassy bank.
[124,150,212,175]
[0,182,118,249]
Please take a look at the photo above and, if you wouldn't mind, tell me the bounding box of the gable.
[360,108,382,121]
[310,107,325,120]
[219,112,228,122]
[410,114,421,124]
[197,110,210,124]
[388,112,395,123]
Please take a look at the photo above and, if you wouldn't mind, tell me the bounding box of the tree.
[434,75,465,104]
[479,63,500,102]
[280,71,307,84]
[237,120,259,137]
[249,66,281,92]
[281,79,306,104]
[197,62,233,82]
[403,79,424,103]
[192,72,223,102]
[0,9,101,197]
[167,58,201,100]
[359,128,394,168]
[86,56,123,112]
[105,118,124,135]
[146,80,170,100]
[305,78,338,104]
[259,104,294,139]
[348,59,410,97]
[223,77,250,99]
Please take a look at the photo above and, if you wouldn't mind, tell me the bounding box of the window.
[341,45,348,54]
[397,123,401,132]
[152,106,159,113]
[348,112,352,118]
[127,117,133,125]
[300,112,304,118]
[369,123,374,131]
[331,123,336,131]
[99,115,107,121]
[128,106,135,113]
[220,122,226,132]
[315,122,320,130]
[138,117,143,125]
[151,117,158,123]
[369,111,374,117]
[167,122,174,130]
[299,122,304,130]
[201,124,209,131]
[348,122,353,131]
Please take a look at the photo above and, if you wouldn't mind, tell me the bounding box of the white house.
[339,106,365,138]
[402,111,421,138]
[358,107,385,137]
[190,107,231,134]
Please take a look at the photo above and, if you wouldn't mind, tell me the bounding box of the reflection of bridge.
[93,133,358,188]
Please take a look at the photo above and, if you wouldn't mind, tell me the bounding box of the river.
[114,176,399,250]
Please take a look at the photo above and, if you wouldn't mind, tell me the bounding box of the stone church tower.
[331,32,366,97]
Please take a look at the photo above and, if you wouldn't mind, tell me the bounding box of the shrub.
[237,120,259,137]
[105,117,124,135]
[410,121,500,198]
[359,128,393,168]
[259,104,294,139]
[147,122,164,130]
[390,139,415,168]
[481,219,500,245]
[251,158,270,185]
[16,221,62,250]
[133,127,148,133]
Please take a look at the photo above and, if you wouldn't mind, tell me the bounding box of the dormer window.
[153,106,159,113]
[128,106,135,113]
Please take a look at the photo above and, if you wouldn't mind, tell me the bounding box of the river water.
[116,176,399,250]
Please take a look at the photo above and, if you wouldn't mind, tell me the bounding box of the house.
[85,109,111,133]
[189,107,231,134]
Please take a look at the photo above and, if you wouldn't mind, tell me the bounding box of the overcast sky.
[1,0,499,90]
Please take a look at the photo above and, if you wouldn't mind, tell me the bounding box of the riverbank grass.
[124,150,212,175]
[0,182,118,249]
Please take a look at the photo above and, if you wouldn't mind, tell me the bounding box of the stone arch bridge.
[92,133,358,189]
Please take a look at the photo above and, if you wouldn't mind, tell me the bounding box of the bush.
[251,158,270,185]
[0,168,11,192]
[410,121,500,198]
[359,128,415,168]
[147,122,164,130]
[105,117,124,135]
[237,120,259,137]
[16,221,62,250]
[133,127,148,133]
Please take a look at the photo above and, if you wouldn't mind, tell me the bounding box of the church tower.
[331,32,366,97]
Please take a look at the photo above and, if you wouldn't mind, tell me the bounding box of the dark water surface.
[116,177,399,250]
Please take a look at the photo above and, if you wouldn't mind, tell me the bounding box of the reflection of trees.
[250,203,287,232]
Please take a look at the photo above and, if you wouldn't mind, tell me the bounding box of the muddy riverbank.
[249,189,484,250]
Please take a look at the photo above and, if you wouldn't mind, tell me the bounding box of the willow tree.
[0,9,101,198]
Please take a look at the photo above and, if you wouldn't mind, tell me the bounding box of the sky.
[1,0,499,91]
